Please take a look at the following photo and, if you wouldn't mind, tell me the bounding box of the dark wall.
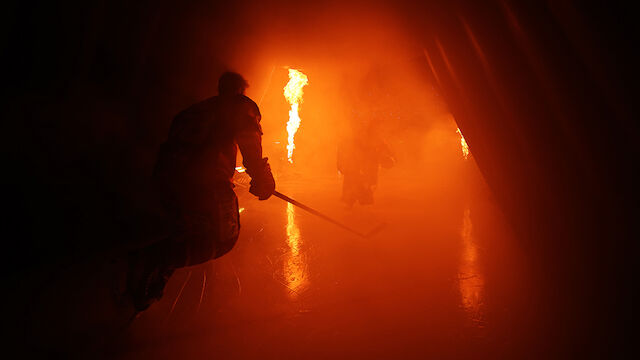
[408,0,637,354]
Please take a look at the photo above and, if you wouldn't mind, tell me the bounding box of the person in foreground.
[127,72,275,312]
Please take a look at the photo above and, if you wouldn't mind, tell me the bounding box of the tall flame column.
[283,69,309,163]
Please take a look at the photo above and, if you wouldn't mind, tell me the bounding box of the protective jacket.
[154,94,270,191]
[152,94,273,265]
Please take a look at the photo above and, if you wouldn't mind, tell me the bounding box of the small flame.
[283,69,309,163]
[456,128,470,160]
[235,166,246,173]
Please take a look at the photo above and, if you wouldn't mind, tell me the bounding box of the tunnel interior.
[4,0,636,358]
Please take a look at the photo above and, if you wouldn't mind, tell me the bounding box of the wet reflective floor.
[111,162,533,359]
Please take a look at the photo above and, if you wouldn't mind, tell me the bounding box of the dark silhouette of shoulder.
[233,94,262,134]
[236,95,261,117]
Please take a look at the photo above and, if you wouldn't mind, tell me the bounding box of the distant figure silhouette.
[127,72,275,312]
[338,118,394,208]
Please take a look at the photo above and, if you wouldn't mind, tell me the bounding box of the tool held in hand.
[233,170,384,237]
[273,191,385,238]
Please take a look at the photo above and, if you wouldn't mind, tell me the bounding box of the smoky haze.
[3,0,470,266]
[218,1,460,181]
[88,0,464,200]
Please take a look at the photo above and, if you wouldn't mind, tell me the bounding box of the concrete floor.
[104,159,534,359]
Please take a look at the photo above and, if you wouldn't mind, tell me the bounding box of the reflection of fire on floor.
[284,202,309,299]
[458,206,485,326]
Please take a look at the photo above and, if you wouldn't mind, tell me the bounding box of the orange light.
[283,69,309,163]
[456,128,470,160]
[285,202,308,297]
[459,206,484,323]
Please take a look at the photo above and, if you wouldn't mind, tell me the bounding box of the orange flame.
[283,69,309,163]
[456,128,470,160]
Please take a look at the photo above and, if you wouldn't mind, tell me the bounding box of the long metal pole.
[273,191,384,238]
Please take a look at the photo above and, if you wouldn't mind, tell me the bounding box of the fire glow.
[285,202,308,297]
[456,128,470,160]
[283,69,309,163]
[458,206,485,324]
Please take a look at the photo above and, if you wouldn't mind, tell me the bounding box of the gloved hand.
[249,159,275,200]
